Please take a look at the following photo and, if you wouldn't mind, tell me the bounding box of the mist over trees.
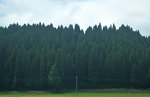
[0,23,150,90]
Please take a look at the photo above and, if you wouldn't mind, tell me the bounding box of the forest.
[0,23,150,91]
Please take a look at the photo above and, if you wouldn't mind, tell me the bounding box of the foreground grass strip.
[0,93,150,97]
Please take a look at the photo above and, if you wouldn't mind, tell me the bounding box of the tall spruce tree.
[48,64,61,92]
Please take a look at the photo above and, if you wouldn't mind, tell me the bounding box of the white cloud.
[0,0,150,36]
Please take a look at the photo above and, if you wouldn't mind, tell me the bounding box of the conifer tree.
[48,64,61,92]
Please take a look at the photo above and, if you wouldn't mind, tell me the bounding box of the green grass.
[0,93,150,97]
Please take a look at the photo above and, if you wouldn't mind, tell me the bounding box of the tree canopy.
[0,23,150,90]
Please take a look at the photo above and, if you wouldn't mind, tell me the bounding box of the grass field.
[0,93,150,97]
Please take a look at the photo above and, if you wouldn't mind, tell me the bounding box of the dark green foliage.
[0,23,150,91]
[48,64,61,92]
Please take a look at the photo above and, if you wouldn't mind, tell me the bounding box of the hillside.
[0,23,150,90]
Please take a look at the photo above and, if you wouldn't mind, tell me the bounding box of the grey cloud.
[0,0,149,36]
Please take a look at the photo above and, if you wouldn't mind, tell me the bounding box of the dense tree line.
[0,23,150,91]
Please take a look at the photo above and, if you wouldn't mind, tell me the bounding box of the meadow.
[0,93,150,97]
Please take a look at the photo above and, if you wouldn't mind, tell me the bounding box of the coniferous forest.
[0,23,150,91]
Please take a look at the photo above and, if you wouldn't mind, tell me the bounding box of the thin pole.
[76,75,78,97]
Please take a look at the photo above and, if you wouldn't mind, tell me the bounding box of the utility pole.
[76,75,78,97]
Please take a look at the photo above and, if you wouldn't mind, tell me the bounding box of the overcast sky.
[0,0,150,36]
